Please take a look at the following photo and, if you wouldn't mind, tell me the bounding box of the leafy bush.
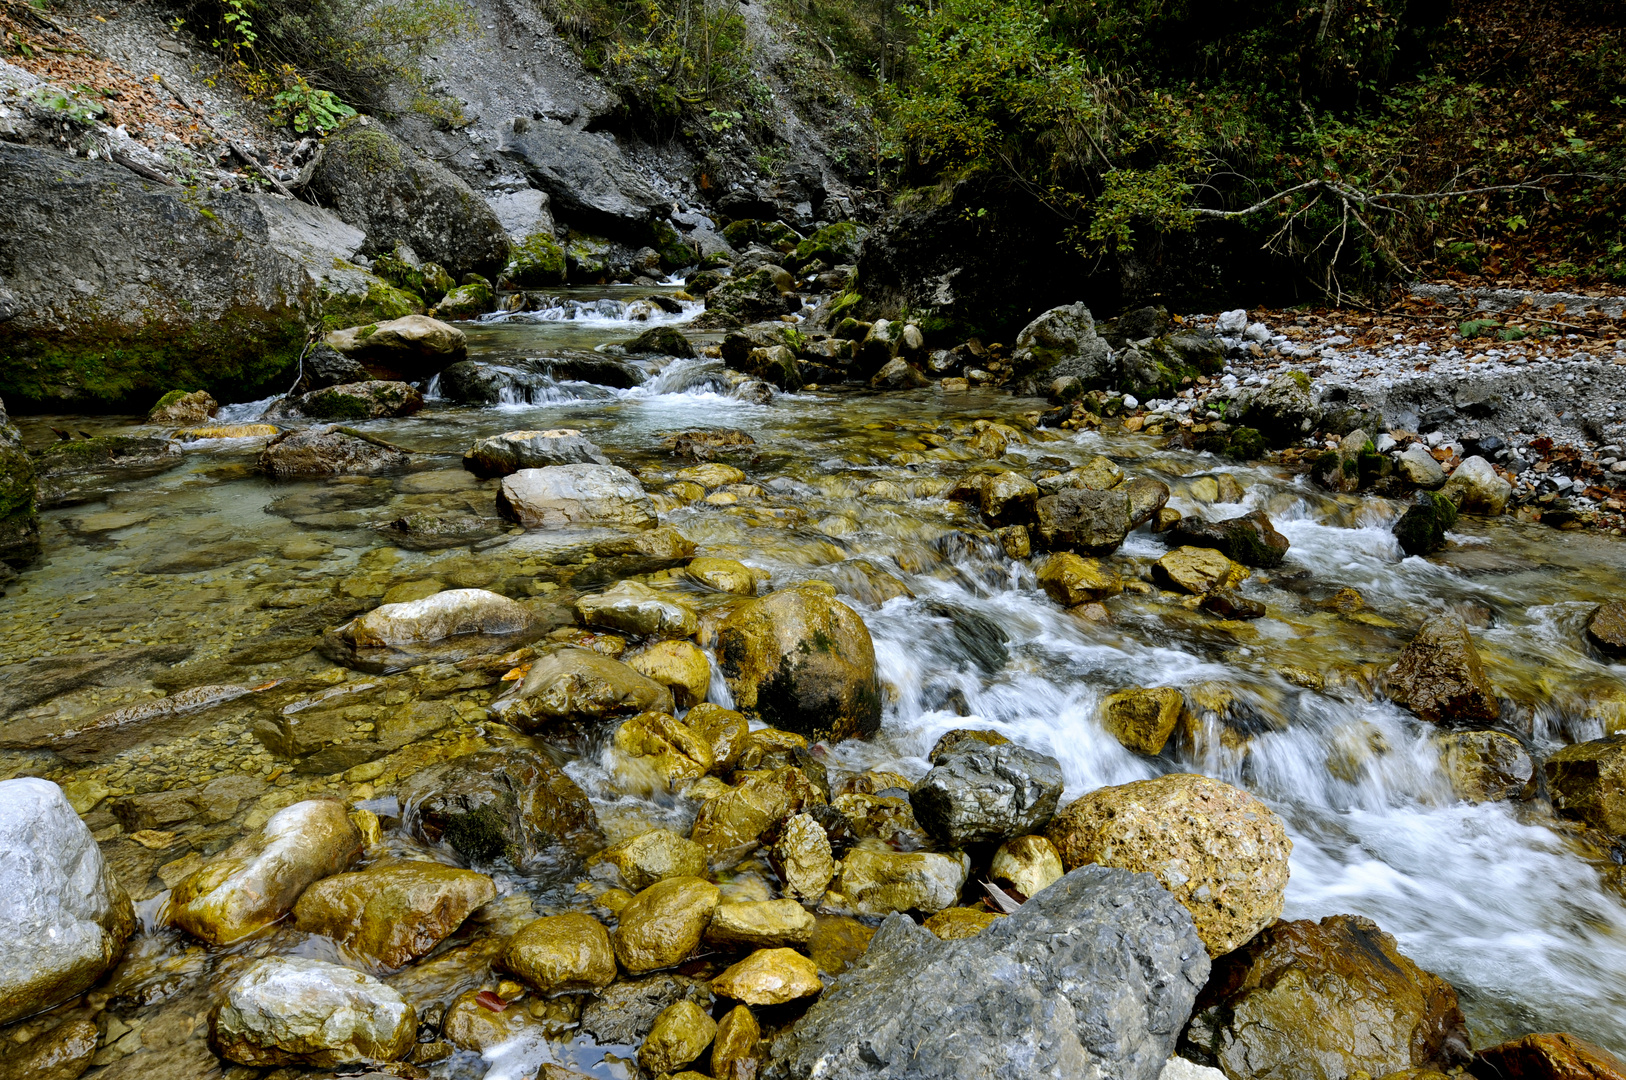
[268,71,356,132]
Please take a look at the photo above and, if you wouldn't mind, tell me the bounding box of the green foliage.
[269,72,356,133]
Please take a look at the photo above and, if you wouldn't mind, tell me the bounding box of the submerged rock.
[211,955,416,1066]
[169,799,363,945]
[1036,552,1122,606]
[716,585,882,741]
[463,428,611,478]
[1386,614,1500,725]
[1435,729,1532,803]
[1047,773,1291,957]
[259,424,411,477]
[400,746,602,864]
[909,740,1064,847]
[772,865,1209,1080]
[497,463,658,530]
[292,859,496,967]
[1544,734,1626,838]
[1180,914,1470,1080]
[1473,1032,1626,1080]
[578,580,699,637]
[0,778,136,1024]
[0,397,39,570]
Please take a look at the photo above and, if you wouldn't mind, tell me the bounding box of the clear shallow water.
[5,293,1626,1070]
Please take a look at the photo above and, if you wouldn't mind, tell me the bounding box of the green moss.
[649,220,694,269]
[828,290,862,322]
[318,278,422,332]
[435,281,493,319]
[1225,427,1266,460]
[151,389,190,411]
[440,805,514,863]
[793,222,860,269]
[720,219,757,247]
[0,448,37,521]
[506,232,567,287]
[1289,370,1312,391]
[301,389,375,420]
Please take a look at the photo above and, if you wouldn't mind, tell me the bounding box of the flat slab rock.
[768,864,1209,1080]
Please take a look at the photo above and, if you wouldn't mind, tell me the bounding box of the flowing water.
[5,286,1626,1074]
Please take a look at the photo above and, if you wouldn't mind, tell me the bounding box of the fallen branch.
[110,149,176,186]
[156,75,298,199]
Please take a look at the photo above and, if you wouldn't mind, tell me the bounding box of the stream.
[4,283,1626,1075]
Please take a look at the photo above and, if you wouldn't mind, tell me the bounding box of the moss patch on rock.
[507,232,567,287]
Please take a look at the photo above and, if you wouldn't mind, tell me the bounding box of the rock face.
[1180,915,1471,1080]
[1009,303,1115,390]
[169,799,362,945]
[497,464,658,530]
[1440,455,1512,516]
[0,778,136,1024]
[341,588,533,646]
[1047,774,1291,957]
[399,746,602,865]
[309,118,509,278]
[1165,511,1289,568]
[1386,615,1500,725]
[772,865,1210,1080]
[499,647,675,729]
[1034,488,1131,554]
[259,425,412,478]
[909,741,1064,847]
[1543,734,1626,837]
[716,585,882,741]
[497,118,667,237]
[0,397,40,569]
[0,141,311,408]
[1473,1033,1626,1080]
[463,429,611,477]
[211,956,416,1066]
[1585,601,1626,657]
[292,860,496,967]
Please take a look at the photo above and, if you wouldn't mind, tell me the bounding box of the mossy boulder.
[716,585,882,742]
[308,118,509,279]
[651,219,695,268]
[0,142,313,409]
[1392,491,1459,557]
[315,270,424,333]
[434,279,494,320]
[147,389,217,424]
[625,325,696,357]
[296,381,424,421]
[708,267,798,322]
[792,222,861,270]
[507,232,568,287]
[371,249,454,305]
[721,219,802,253]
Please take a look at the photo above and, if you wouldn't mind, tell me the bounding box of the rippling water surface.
[5,289,1626,1072]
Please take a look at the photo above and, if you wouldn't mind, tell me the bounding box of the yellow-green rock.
[705,899,817,949]
[990,834,1065,898]
[626,640,712,709]
[922,907,1002,939]
[639,999,717,1074]
[710,1004,761,1080]
[292,859,495,968]
[612,711,715,790]
[1434,730,1532,803]
[599,828,708,892]
[612,876,720,973]
[1037,552,1123,607]
[1153,546,1249,595]
[691,767,827,856]
[684,702,751,770]
[711,947,823,1005]
[501,912,617,992]
[687,557,758,595]
[577,580,699,637]
[1100,686,1186,755]
[828,849,968,916]
[771,812,835,903]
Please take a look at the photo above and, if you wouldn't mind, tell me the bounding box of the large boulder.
[324,313,467,381]
[169,799,363,945]
[497,118,667,237]
[464,429,611,479]
[1473,1033,1626,1080]
[0,778,136,1024]
[1231,373,1322,446]
[1393,491,1459,557]
[1009,303,1115,392]
[400,746,602,865]
[1440,455,1512,516]
[210,956,416,1066]
[716,585,882,741]
[1385,614,1500,725]
[772,865,1210,1080]
[0,142,311,409]
[497,464,658,530]
[1164,510,1289,568]
[1543,734,1626,838]
[308,118,509,278]
[1033,488,1131,554]
[1047,773,1291,957]
[293,380,423,420]
[258,425,412,478]
[292,859,496,968]
[1179,914,1471,1080]
[339,588,534,648]
[497,647,674,729]
[0,397,40,569]
[909,741,1064,847]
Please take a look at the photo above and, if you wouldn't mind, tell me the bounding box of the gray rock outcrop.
[498,117,667,237]
[1009,303,1115,392]
[770,864,1210,1080]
